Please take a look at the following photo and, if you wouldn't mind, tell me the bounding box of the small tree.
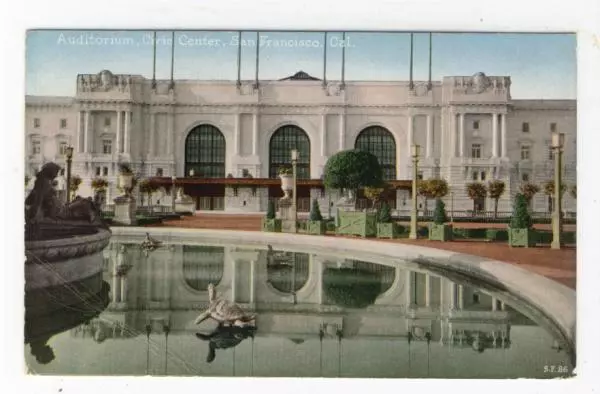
[417,180,434,213]
[266,199,276,219]
[429,179,449,199]
[570,185,577,200]
[323,149,384,206]
[363,186,385,210]
[377,201,392,223]
[91,177,109,193]
[309,199,323,221]
[118,163,133,175]
[466,182,487,213]
[509,193,532,229]
[138,178,160,207]
[519,182,540,204]
[487,180,506,218]
[433,198,448,225]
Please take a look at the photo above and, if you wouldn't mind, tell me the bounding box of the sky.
[25,31,576,99]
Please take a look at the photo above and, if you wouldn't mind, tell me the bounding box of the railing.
[391,209,576,223]
[268,197,310,213]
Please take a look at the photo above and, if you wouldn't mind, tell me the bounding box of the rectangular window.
[252,186,258,197]
[471,144,482,158]
[472,172,478,181]
[550,123,557,132]
[102,139,112,154]
[548,146,554,160]
[31,140,41,154]
[95,167,101,176]
[417,172,423,180]
[103,167,108,176]
[104,117,111,127]
[520,145,531,160]
[59,142,68,155]
[473,121,480,130]
[480,171,486,181]
[60,119,67,129]
[522,173,530,182]
[522,122,530,133]
[156,168,163,177]
[34,118,40,128]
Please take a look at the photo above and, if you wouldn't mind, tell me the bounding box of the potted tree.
[307,199,326,235]
[363,186,385,211]
[428,178,449,213]
[429,198,453,241]
[376,201,399,238]
[262,199,282,232]
[508,193,536,247]
[91,177,109,206]
[519,182,540,208]
[417,179,434,216]
[466,182,487,215]
[488,180,506,219]
[324,149,383,237]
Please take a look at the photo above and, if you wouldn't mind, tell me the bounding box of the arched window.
[267,252,309,294]
[182,246,224,291]
[185,125,226,178]
[355,126,396,180]
[269,125,310,179]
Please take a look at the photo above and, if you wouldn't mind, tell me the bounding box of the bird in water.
[195,325,256,363]
[194,283,256,327]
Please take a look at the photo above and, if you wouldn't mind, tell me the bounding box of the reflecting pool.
[25,239,573,378]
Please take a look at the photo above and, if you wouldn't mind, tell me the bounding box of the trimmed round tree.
[488,180,506,218]
[466,182,487,213]
[323,149,384,206]
[519,182,540,204]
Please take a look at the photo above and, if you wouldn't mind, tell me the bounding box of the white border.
[2,0,600,393]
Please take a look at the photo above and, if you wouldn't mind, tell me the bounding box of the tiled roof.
[279,71,321,81]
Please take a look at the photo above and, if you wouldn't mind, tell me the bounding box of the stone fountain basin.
[25,228,111,291]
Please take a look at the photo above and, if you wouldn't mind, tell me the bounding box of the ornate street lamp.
[551,132,565,249]
[409,144,421,239]
[64,145,74,203]
[291,149,298,226]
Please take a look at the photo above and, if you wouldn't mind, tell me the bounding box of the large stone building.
[25,69,577,215]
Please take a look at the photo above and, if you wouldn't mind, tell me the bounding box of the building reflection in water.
[26,240,569,377]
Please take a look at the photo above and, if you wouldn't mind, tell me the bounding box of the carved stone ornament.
[471,72,490,94]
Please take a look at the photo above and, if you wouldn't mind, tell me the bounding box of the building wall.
[25,70,577,214]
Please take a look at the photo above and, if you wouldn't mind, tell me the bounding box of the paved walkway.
[151,213,576,289]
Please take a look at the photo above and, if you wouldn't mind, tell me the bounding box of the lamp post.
[171,176,177,213]
[551,132,565,249]
[450,191,454,223]
[64,146,74,203]
[409,144,421,239]
[291,149,298,227]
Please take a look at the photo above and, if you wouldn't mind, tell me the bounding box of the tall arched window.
[182,246,224,291]
[185,124,226,178]
[269,125,310,179]
[355,126,397,180]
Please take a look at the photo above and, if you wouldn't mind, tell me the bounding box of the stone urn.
[280,174,293,199]
[118,173,134,190]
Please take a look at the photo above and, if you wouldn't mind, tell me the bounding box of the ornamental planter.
[377,223,399,239]
[336,210,377,238]
[508,228,537,247]
[307,220,327,235]
[279,174,293,198]
[262,218,282,233]
[429,223,453,241]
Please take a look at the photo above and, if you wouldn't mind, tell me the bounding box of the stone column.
[116,110,122,154]
[320,113,327,156]
[424,273,431,307]
[249,260,256,304]
[149,112,155,157]
[500,113,507,157]
[458,112,465,157]
[458,285,464,309]
[492,296,498,311]
[406,271,412,306]
[451,111,457,157]
[120,275,128,303]
[426,114,433,158]
[234,113,241,155]
[252,113,258,155]
[406,115,414,149]
[124,111,130,154]
[338,113,345,150]
[83,110,90,153]
[76,111,83,153]
[450,282,457,309]
[492,112,498,157]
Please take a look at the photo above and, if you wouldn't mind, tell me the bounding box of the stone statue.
[25,162,107,240]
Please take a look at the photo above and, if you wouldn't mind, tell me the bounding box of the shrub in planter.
[262,199,281,232]
[376,202,399,238]
[429,198,453,241]
[508,193,536,247]
[307,199,326,235]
